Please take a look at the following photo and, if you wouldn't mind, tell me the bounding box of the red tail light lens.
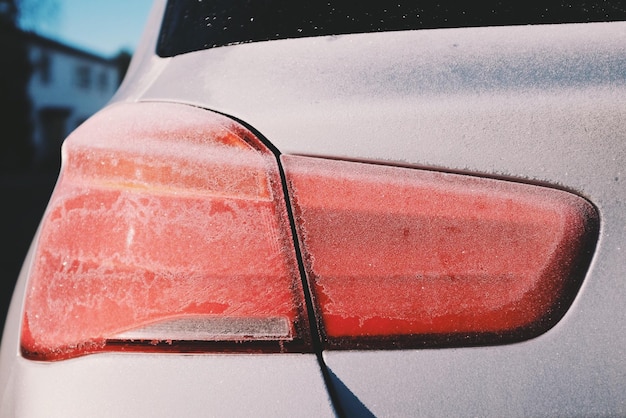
[21,102,309,360]
[21,102,598,360]
[282,156,598,348]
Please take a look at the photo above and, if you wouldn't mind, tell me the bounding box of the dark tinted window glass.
[158,0,626,57]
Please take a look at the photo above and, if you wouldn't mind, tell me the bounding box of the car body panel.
[3,354,333,418]
[118,17,626,416]
[120,20,626,183]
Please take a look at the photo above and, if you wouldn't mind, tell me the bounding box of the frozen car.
[2,0,626,416]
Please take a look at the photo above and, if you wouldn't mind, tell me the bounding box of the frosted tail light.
[21,102,310,360]
[21,102,598,360]
[282,156,598,348]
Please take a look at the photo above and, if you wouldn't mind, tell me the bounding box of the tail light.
[21,102,598,360]
[282,156,598,348]
[21,102,310,360]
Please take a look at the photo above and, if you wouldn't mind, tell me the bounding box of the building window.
[39,53,51,84]
[98,71,108,91]
[75,65,91,89]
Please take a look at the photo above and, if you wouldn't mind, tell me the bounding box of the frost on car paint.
[21,102,309,360]
[282,155,598,348]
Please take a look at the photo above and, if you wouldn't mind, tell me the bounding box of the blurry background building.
[23,30,128,171]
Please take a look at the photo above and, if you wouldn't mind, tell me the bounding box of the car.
[2,0,626,416]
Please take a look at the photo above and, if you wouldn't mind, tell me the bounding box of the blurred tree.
[0,0,33,172]
[0,0,17,23]
[0,0,58,172]
[16,0,59,32]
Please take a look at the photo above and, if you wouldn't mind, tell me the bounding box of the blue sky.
[20,0,155,57]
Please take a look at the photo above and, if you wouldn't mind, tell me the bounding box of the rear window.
[158,0,626,57]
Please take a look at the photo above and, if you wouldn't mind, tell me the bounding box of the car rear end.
[2,1,626,416]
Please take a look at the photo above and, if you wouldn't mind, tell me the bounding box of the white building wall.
[27,43,120,162]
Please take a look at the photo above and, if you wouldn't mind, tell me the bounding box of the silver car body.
[2,0,625,416]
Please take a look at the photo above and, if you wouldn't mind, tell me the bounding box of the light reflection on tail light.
[282,155,598,348]
[21,102,310,360]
